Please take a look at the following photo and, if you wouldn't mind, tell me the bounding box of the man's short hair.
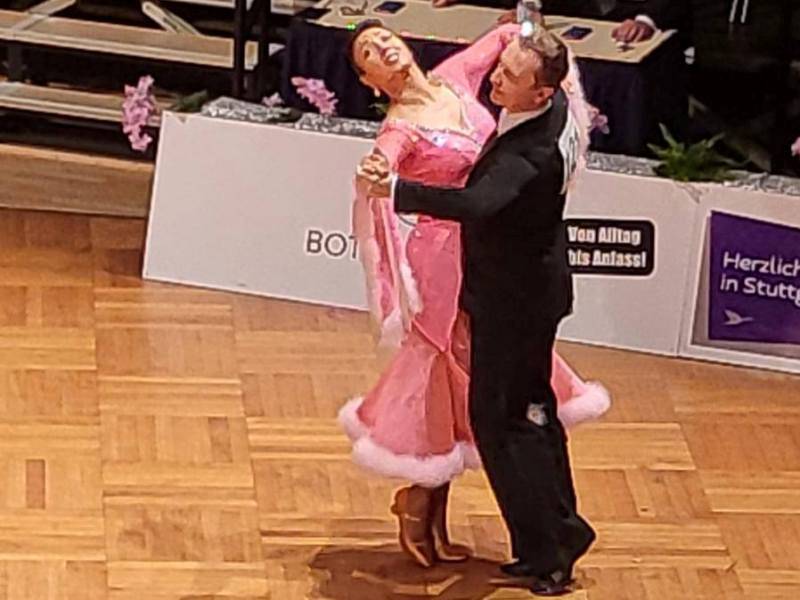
[520,27,569,89]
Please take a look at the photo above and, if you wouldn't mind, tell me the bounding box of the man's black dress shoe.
[499,563,574,596]
[499,560,538,579]
[529,572,574,596]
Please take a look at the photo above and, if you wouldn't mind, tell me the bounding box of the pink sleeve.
[434,24,519,97]
[374,127,413,168]
[351,125,417,349]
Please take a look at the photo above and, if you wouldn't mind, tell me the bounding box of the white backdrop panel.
[146,114,702,357]
[560,171,698,355]
[679,184,800,374]
[145,113,371,309]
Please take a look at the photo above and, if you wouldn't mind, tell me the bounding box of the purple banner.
[708,211,800,344]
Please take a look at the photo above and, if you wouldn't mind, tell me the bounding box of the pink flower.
[292,76,337,117]
[304,79,324,92]
[587,103,610,135]
[315,97,338,116]
[129,132,153,152]
[122,75,158,152]
[136,75,154,95]
[791,137,800,157]
[262,93,283,108]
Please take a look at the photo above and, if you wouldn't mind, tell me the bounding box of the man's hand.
[612,19,655,43]
[356,149,392,197]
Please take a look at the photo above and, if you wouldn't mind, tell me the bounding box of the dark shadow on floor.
[308,545,530,599]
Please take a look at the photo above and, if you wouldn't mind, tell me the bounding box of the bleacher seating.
[0,0,269,138]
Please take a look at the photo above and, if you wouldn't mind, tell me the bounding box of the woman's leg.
[430,482,471,562]
[391,485,436,567]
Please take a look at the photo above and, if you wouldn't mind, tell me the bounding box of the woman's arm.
[433,23,518,97]
[351,125,416,345]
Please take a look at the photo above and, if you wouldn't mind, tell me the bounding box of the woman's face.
[352,27,415,92]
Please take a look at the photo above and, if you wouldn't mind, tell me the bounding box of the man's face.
[489,40,549,112]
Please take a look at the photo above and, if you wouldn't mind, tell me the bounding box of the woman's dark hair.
[346,19,386,75]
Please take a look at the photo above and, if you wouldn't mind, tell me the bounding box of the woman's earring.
[373,88,381,98]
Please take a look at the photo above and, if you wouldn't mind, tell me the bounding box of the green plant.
[169,90,210,113]
[371,102,389,116]
[648,125,741,182]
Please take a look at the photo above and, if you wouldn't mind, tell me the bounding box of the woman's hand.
[357,149,392,197]
[357,149,390,182]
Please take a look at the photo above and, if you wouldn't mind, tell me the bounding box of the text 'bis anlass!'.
[565,219,655,277]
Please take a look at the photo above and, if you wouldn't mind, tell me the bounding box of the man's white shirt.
[496,101,552,137]
[635,14,657,30]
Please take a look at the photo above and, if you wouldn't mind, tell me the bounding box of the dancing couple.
[340,15,607,596]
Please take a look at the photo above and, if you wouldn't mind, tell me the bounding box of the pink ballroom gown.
[340,25,610,488]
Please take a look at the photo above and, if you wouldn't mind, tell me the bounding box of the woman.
[340,20,609,567]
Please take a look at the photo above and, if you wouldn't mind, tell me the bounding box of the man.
[358,26,595,597]
[540,0,689,43]
[432,0,690,44]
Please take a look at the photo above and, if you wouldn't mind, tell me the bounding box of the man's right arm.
[394,153,539,221]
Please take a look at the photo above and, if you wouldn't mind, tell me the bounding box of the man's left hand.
[371,178,392,198]
[612,19,656,43]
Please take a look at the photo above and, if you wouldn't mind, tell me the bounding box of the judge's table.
[281,0,686,155]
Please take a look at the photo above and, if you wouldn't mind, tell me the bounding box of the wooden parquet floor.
[0,207,798,599]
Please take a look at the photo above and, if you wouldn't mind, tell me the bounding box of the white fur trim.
[358,238,383,321]
[463,443,482,470]
[399,258,423,315]
[338,380,611,487]
[338,396,371,441]
[338,397,480,487]
[377,308,405,350]
[556,382,611,429]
